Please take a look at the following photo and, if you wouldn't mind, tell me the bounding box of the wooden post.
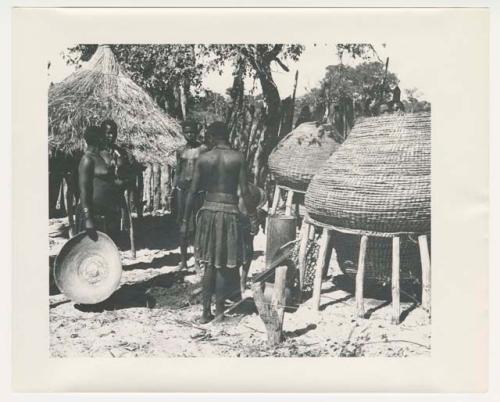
[252,265,288,346]
[143,164,151,213]
[152,162,161,212]
[356,235,369,318]
[285,190,294,216]
[64,176,75,237]
[391,236,401,325]
[308,224,315,241]
[418,234,431,313]
[270,185,280,215]
[160,164,169,210]
[126,189,136,259]
[136,168,144,219]
[312,230,331,310]
[297,221,310,292]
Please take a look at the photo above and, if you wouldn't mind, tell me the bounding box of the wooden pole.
[272,265,288,317]
[297,221,310,292]
[125,189,136,259]
[418,234,431,313]
[137,167,144,219]
[285,190,294,216]
[143,164,151,213]
[252,265,288,346]
[64,176,75,237]
[153,162,161,212]
[270,185,280,215]
[391,236,401,325]
[356,235,369,318]
[312,230,331,310]
[160,164,169,210]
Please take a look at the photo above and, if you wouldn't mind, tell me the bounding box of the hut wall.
[161,164,171,211]
[153,163,162,211]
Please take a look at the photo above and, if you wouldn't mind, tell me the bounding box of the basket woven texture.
[268,122,341,192]
[305,112,431,233]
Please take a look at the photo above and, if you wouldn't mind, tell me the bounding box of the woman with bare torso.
[76,125,124,242]
[181,121,259,323]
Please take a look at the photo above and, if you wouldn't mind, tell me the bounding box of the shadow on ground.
[75,269,196,312]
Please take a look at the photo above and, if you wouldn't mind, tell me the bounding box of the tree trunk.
[256,68,282,186]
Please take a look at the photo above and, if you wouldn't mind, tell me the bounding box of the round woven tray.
[305,112,430,233]
[268,122,341,192]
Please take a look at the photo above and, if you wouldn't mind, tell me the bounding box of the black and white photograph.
[47,42,432,358]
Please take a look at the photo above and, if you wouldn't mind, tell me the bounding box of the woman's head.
[100,119,118,146]
[84,126,104,149]
[181,120,199,144]
[206,121,229,143]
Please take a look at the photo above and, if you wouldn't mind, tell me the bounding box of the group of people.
[76,119,265,324]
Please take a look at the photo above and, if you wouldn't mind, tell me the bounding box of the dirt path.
[49,214,431,358]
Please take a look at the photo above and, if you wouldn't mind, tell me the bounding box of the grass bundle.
[49,45,185,165]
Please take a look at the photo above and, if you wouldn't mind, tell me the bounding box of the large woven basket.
[268,122,341,192]
[305,112,431,233]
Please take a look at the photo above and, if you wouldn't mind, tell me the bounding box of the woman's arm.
[78,155,96,231]
[238,157,259,235]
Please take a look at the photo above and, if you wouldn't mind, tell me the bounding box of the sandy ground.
[49,212,431,358]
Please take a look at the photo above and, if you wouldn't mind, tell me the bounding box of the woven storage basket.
[268,122,341,192]
[305,112,431,233]
[331,232,423,282]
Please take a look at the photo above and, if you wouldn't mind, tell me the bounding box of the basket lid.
[53,231,122,304]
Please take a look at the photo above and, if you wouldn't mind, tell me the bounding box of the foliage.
[296,61,399,122]
[403,88,431,113]
[186,90,231,127]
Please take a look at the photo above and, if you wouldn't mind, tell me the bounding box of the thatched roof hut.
[48,45,185,165]
[268,122,342,192]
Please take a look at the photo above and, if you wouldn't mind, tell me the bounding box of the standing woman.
[75,126,123,243]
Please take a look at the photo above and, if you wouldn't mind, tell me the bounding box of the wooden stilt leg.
[391,236,401,325]
[270,185,280,215]
[312,230,331,310]
[285,190,293,216]
[308,224,315,241]
[418,234,431,313]
[297,221,310,292]
[356,235,369,318]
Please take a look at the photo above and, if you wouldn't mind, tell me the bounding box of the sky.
[47,43,431,101]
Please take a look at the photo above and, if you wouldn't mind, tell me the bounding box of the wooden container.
[265,215,297,267]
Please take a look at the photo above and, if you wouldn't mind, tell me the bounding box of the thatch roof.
[48,45,185,165]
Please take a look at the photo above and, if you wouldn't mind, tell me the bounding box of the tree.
[297,61,399,123]
[403,88,431,113]
[198,44,304,184]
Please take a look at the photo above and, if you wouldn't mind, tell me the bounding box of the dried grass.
[48,45,185,164]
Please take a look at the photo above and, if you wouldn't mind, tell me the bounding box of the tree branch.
[273,57,289,72]
[264,44,283,63]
